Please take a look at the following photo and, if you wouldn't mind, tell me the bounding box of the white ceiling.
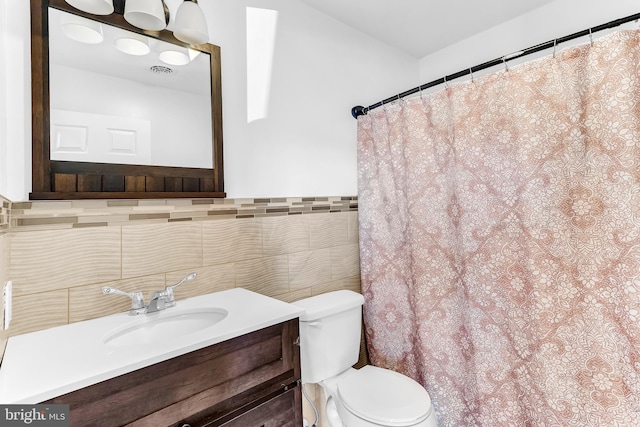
[299,0,558,58]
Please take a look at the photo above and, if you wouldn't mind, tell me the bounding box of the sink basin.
[1,288,306,404]
[103,307,228,347]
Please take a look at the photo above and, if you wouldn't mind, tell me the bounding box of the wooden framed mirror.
[30,0,224,199]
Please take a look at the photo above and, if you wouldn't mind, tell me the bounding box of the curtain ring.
[552,39,557,58]
[589,28,593,46]
[444,75,449,88]
[503,56,509,72]
[418,84,424,99]
[469,68,474,83]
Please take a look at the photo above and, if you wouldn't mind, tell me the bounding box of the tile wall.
[2,196,362,425]
[7,196,360,335]
[0,195,10,357]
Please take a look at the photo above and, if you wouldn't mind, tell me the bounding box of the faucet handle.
[164,273,197,307]
[102,287,146,315]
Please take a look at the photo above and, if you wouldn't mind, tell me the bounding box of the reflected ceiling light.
[174,0,209,45]
[115,36,151,56]
[124,0,169,32]
[64,0,113,15]
[158,49,190,66]
[61,14,104,44]
[188,48,201,61]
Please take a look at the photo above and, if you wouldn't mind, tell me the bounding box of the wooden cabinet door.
[214,386,303,427]
[45,320,301,427]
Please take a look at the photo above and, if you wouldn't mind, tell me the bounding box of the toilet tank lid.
[292,290,364,321]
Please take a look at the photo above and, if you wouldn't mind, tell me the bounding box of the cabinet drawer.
[44,319,301,427]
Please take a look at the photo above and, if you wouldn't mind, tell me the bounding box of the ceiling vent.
[149,65,173,74]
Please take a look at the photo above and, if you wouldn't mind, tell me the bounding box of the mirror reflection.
[48,7,213,169]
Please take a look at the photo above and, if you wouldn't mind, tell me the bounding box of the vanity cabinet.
[43,319,302,427]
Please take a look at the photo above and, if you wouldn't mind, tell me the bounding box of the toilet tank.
[292,290,365,384]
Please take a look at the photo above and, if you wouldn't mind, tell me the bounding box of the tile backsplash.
[0,195,11,358]
[6,196,360,338]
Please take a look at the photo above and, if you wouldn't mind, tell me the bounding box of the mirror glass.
[47,7,213,169]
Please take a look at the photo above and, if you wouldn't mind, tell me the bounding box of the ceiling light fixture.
[188,48,201,61]
[64,0,209,46]
[115,36,151,56]
[174,0,209,45]
[61,13,104,44]
[64,0,114,15]
[124,0,169,32]
[158,49,190,66]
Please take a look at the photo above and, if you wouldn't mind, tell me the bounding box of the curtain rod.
[351,11,640,119]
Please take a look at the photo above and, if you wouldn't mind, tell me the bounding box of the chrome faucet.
[146,291,167,313]
[101,272,197,315]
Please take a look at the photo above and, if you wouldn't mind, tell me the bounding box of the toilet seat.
[337,365,433,426]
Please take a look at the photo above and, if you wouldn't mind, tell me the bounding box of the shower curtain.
[357,30,640,426]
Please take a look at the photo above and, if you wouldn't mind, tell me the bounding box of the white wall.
[208,0,418,198]
[1,0,419,201]
[418,0,640,84]
[1,1,31,201]
[0,1,6,197]
[9,0,635,201]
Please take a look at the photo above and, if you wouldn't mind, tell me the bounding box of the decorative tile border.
[0,197,10,235]
[11,196,358,231]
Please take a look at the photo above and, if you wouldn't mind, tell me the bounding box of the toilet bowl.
[323,366,436,427]
[292,290,437,427]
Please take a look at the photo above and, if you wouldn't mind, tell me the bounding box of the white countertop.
[0,288,304,404]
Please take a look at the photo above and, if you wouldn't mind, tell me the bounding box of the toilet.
[293,290,437,427]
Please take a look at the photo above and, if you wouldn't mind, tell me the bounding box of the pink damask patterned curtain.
[357,30,640,426]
